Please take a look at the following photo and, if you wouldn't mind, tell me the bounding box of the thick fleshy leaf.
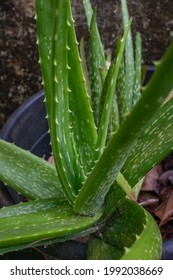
[121,0,135,111]
[35,0,54,130]
[96,20,131,155]
[122,98,173,187]
[74,41,173,215]
[67,3,97,178]
[101,182,126,221]
[82,0,93,26]
[87,199,162,260]
[132,32,142,106]
[0,198,102,249]
[0,139,63,200]
[116,51,128,124]
[89,9,106,127]
[83,1,107,127]
[103,175,144,221]
[79,37,91,96]
[36,0,78,204]
[51,0,79,202]
[0,226,98,255]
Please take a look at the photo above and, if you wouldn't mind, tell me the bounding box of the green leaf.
[82,0,93,26]
[132,32,142,106]
[0,198,102,249]
[96,20,131,155]
[35,0,54,130]
[0,139,63,200]
[67,3,97,178]
[74,41,173,215]
[89,9,106,127]
[0,198,64,219]
[122,97,173,187]
[87,238,124,260]
[110,95,119,135]
[0,226,98,255]
[87,199,162,260]
[51,0,80,203]
[116,35,134,125]
[116,47,128,124]
[82,0,110,129]
[121,0,135,111]
[36,0,78,203]
[101,182,126,221]
[79,37,91,97]
[103,175,143,221]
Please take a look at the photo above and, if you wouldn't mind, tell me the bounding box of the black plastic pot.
[161,239,173,260]
[0,90,51,204]
[0,90,50,155]
[0,67,173,259]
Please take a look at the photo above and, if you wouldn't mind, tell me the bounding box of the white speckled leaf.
[75,40,173,215]
[0,139,63,200]
[82,0,93,26]
[0,198,63,219]
[35,0,54,130]
[96,20,131,155]
[123,98,173,186]
[121,0,135,111]
[89,9,106,127]
[68,3,97,178]
[0,198,102,249]
[36,0,78,204]
[132,32,142,106]
[0,225,98,255]
[87,199,162,260]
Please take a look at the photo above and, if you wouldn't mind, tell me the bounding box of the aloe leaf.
[87,199,162,260]
[82,0,93,26]
[110,95,119,136]
[0,225,98,255]
[0,198,64,219]
[122,98,173,187]
[116,37,129,124]
[132,32,142,106]
[89,9,106,127]
[103,174,143,221]
[79,37,91,96]
[96,20,131,155]
[121,0,135,111]
[52,0,85,203]
[101,182,126,221]
[0,139,63,200]
[0,198,102,248]
[117,78,127,123]
[67,2,97,177]
[35,0,54,130]
[74,41,173,215]
[36,0,77,203]
[87,238,124,260]
[82,1,107,127]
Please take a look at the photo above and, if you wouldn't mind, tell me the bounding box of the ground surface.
[1,0,173,128]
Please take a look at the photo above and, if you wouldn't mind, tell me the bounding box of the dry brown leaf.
[158,190,173,226]
[141,164,164,192]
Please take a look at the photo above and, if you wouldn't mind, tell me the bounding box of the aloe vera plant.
[0,0,173,259]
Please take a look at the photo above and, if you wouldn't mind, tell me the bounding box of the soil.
[1,0,173,129]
